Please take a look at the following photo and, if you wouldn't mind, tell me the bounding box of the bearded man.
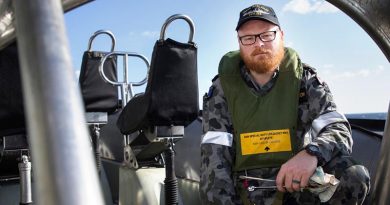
[200,4,370,205]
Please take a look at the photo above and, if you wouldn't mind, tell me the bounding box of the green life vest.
[219,47,303,171]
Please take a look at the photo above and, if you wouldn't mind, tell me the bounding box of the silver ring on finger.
[292,179,301,184]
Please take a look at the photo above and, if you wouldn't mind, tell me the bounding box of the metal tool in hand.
[247,185,278,191]
[239,175,280,191]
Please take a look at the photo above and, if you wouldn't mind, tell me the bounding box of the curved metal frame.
[87,30,116,52]
[99,51,149,106]
[159,14,195,43]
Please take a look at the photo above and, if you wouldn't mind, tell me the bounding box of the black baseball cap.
[236,4,280,30]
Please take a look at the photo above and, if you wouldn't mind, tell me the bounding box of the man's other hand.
[275,150,317,193]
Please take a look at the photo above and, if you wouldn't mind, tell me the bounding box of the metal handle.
[87,30,116,52]
[99,51,149,106]
[99,51,149,86]
[159,14,195,43]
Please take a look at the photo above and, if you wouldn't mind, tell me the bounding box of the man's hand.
[276,150,317,193]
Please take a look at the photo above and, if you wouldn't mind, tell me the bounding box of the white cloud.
[375,65,385,74]
[282,0,338,14]
[322,65,390,113]
[141,31,159,38]
[321,65,385,80]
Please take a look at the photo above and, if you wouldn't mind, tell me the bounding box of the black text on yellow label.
[240,129,292,155]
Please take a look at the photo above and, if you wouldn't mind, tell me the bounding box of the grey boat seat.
[116,38,198,134]
[79,30,119,114]
[116,16,199,162]
[78,30,121,173]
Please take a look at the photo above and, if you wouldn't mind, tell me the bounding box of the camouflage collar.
[239,62,280,96]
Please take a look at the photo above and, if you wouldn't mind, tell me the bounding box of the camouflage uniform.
[200,61,370,205]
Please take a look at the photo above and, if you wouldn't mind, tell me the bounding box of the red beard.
[241,43,285,74]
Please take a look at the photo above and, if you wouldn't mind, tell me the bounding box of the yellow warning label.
[240,129,292,155]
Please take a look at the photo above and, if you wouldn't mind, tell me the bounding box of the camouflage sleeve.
[200,77,241,205]
[302,65,353,164]
[201,77,233,134]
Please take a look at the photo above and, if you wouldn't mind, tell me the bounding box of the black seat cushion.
[79,51,119,113]
[116,94,149,133]
[117,38,199,134]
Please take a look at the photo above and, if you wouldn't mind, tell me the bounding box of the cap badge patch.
[243,6,270,17]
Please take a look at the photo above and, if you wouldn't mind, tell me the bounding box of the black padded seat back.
[79,51,119,113]
[117,38,198,134]
[117,93,149,134]
[147,38,198,125]
[0,42,26,132]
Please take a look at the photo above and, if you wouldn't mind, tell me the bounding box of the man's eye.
[242,36,255,41]
[262,34,272,39]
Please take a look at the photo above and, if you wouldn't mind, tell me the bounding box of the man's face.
[238,20,285,74]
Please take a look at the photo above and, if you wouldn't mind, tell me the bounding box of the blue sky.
[65,0,389,114]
